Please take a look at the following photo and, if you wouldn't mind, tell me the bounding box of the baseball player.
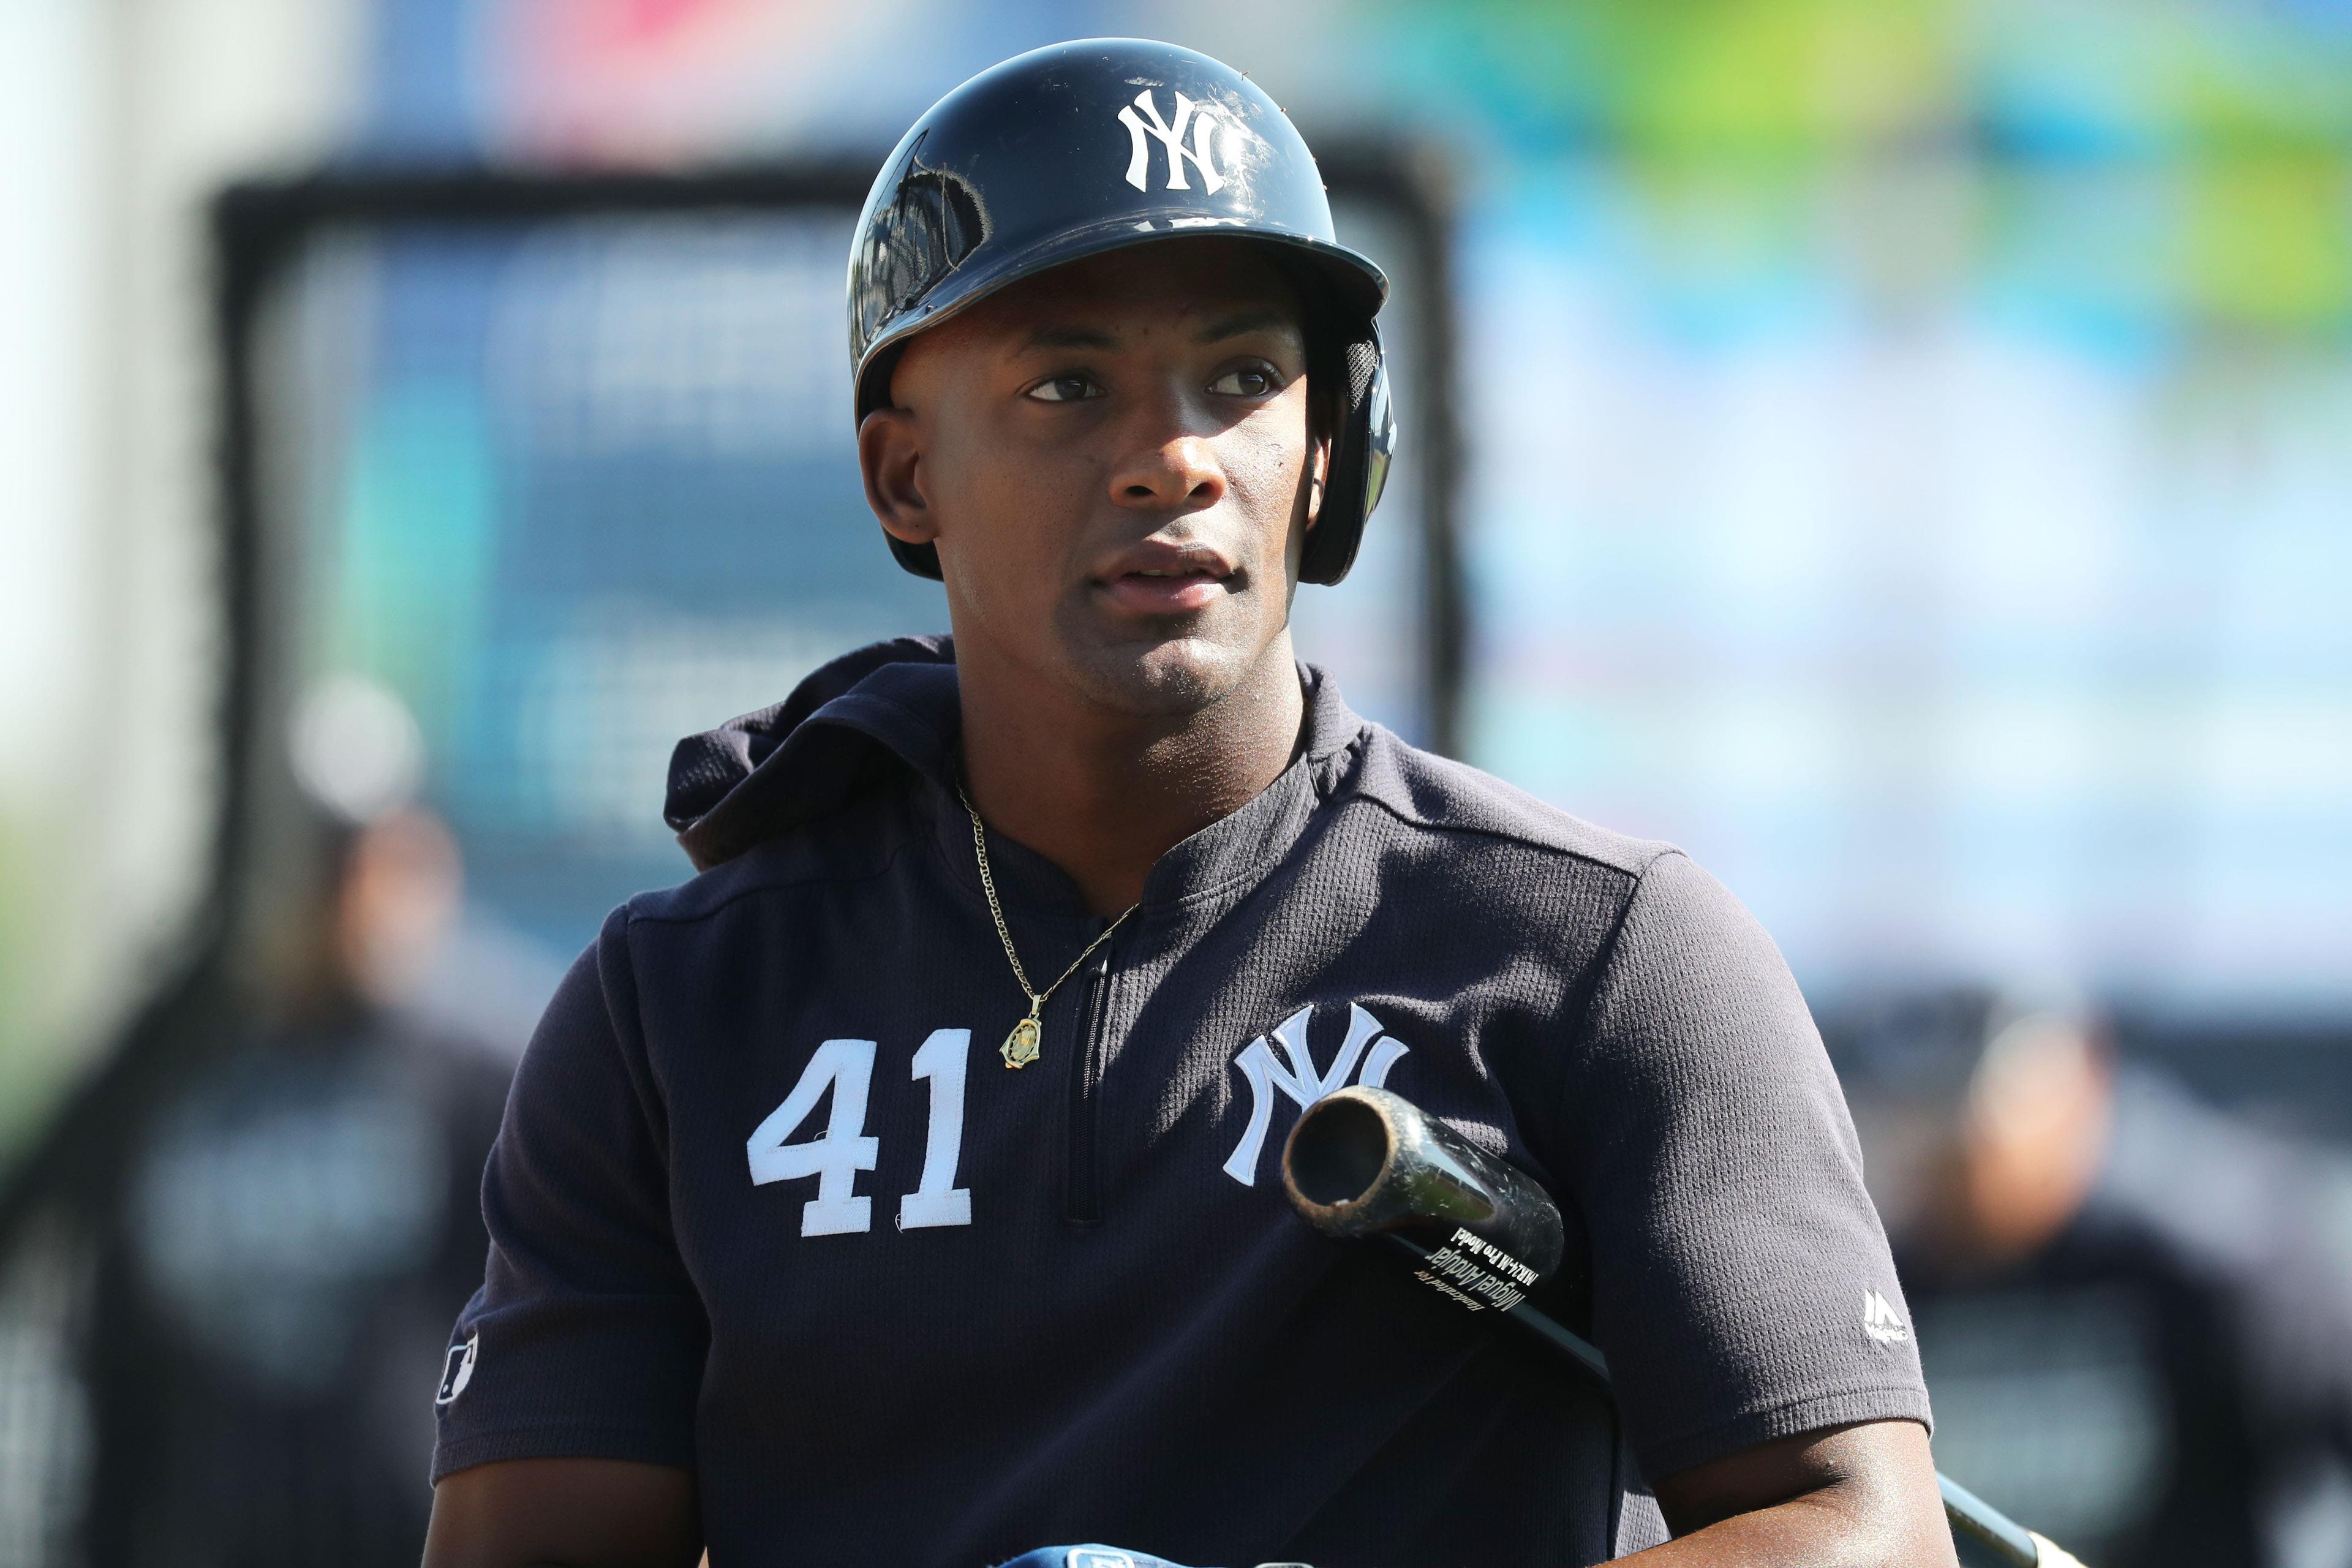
[423,40,1954,1568]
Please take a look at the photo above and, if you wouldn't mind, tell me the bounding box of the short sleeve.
[432,907,707,1480]
[1561,851,1932,1482]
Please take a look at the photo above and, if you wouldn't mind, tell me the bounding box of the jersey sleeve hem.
[1636,1384,1934,1484]
[431,1421,696,1484]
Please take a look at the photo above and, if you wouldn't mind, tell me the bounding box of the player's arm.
[429,919,709,1563]
[985,1425,1942,1568]
[423,1459,699,1568]
[1641,1419,1951,1564]
[1553,850,1951,1562]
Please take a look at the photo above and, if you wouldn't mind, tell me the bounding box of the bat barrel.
[1282,1085,1567,1292]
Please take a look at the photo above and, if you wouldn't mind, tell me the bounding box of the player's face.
[862,238,1325,717]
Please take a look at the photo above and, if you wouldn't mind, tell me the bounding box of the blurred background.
[2,0,2349,1564]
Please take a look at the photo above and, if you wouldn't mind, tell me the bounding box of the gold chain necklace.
[958,786,1139,1069]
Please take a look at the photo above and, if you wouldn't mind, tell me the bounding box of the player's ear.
[1302,382,1333,535]
[858,404,935,549]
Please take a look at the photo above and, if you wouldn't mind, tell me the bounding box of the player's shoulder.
[1342,722,1679,884]
[621,790,915,930]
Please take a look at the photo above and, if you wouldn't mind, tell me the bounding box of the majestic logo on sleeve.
[1222,1003,1409,1186]
[1118,89,1238,194]
[1862,1289,1911,1346]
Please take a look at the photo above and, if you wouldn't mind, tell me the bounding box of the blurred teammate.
[83,679,514,1568]
[424,40,1952,1568]
[1838,988,2352,1568]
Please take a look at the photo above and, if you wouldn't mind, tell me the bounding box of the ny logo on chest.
[1221,1003,1409,1186]
[742,1005,1410,1232]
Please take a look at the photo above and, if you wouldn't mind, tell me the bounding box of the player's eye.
[1208,363,1284,398]
[1025,374,1104,404]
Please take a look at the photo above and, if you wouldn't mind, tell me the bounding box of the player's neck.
[955,635,1306,918]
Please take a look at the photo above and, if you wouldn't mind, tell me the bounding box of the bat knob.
[1281,1085,1566,1286]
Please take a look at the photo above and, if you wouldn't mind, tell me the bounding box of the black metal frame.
[0,151,1466,1247]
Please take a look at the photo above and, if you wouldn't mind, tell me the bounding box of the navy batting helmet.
[847,38,1395,586]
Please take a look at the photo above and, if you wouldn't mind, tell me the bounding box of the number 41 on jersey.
[747,1029,974,1237]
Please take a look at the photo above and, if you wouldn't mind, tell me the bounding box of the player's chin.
[1056,616,1267,718]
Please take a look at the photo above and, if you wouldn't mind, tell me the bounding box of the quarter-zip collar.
[666,635,1368,926]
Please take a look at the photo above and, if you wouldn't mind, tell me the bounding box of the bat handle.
[1383,1236,2080,1567]
[1378,1233,1614,1385]
[1938,1472,2053,1566]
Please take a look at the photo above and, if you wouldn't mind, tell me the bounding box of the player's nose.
[1107,390,1227,514]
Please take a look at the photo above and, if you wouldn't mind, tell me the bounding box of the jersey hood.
[665,635,960,873]
[662,633,1372,878]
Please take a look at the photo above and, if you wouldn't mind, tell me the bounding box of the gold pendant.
[1001,1014,1042,1069]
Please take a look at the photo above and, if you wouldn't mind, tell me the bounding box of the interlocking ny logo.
[1119,89,1232,195]
[1222,1003,1409,1186]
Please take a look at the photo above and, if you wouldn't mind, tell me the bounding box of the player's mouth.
[1095,539,1239,616]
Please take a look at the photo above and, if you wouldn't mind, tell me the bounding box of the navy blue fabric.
[435,639,1929,1567]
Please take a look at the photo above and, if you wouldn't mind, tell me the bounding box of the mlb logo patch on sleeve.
[436,1332,478,1406]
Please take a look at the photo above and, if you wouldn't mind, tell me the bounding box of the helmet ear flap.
[884,534,946,581]
[1298,324,1393,587]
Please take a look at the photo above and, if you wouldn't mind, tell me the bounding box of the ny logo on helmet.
[1221,1003,1410,1186]
[1119,89,1235,195]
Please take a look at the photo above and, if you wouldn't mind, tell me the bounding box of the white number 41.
[746,1029,973,1237]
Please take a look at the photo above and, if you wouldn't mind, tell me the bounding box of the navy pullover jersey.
[434,637,1931,1567]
